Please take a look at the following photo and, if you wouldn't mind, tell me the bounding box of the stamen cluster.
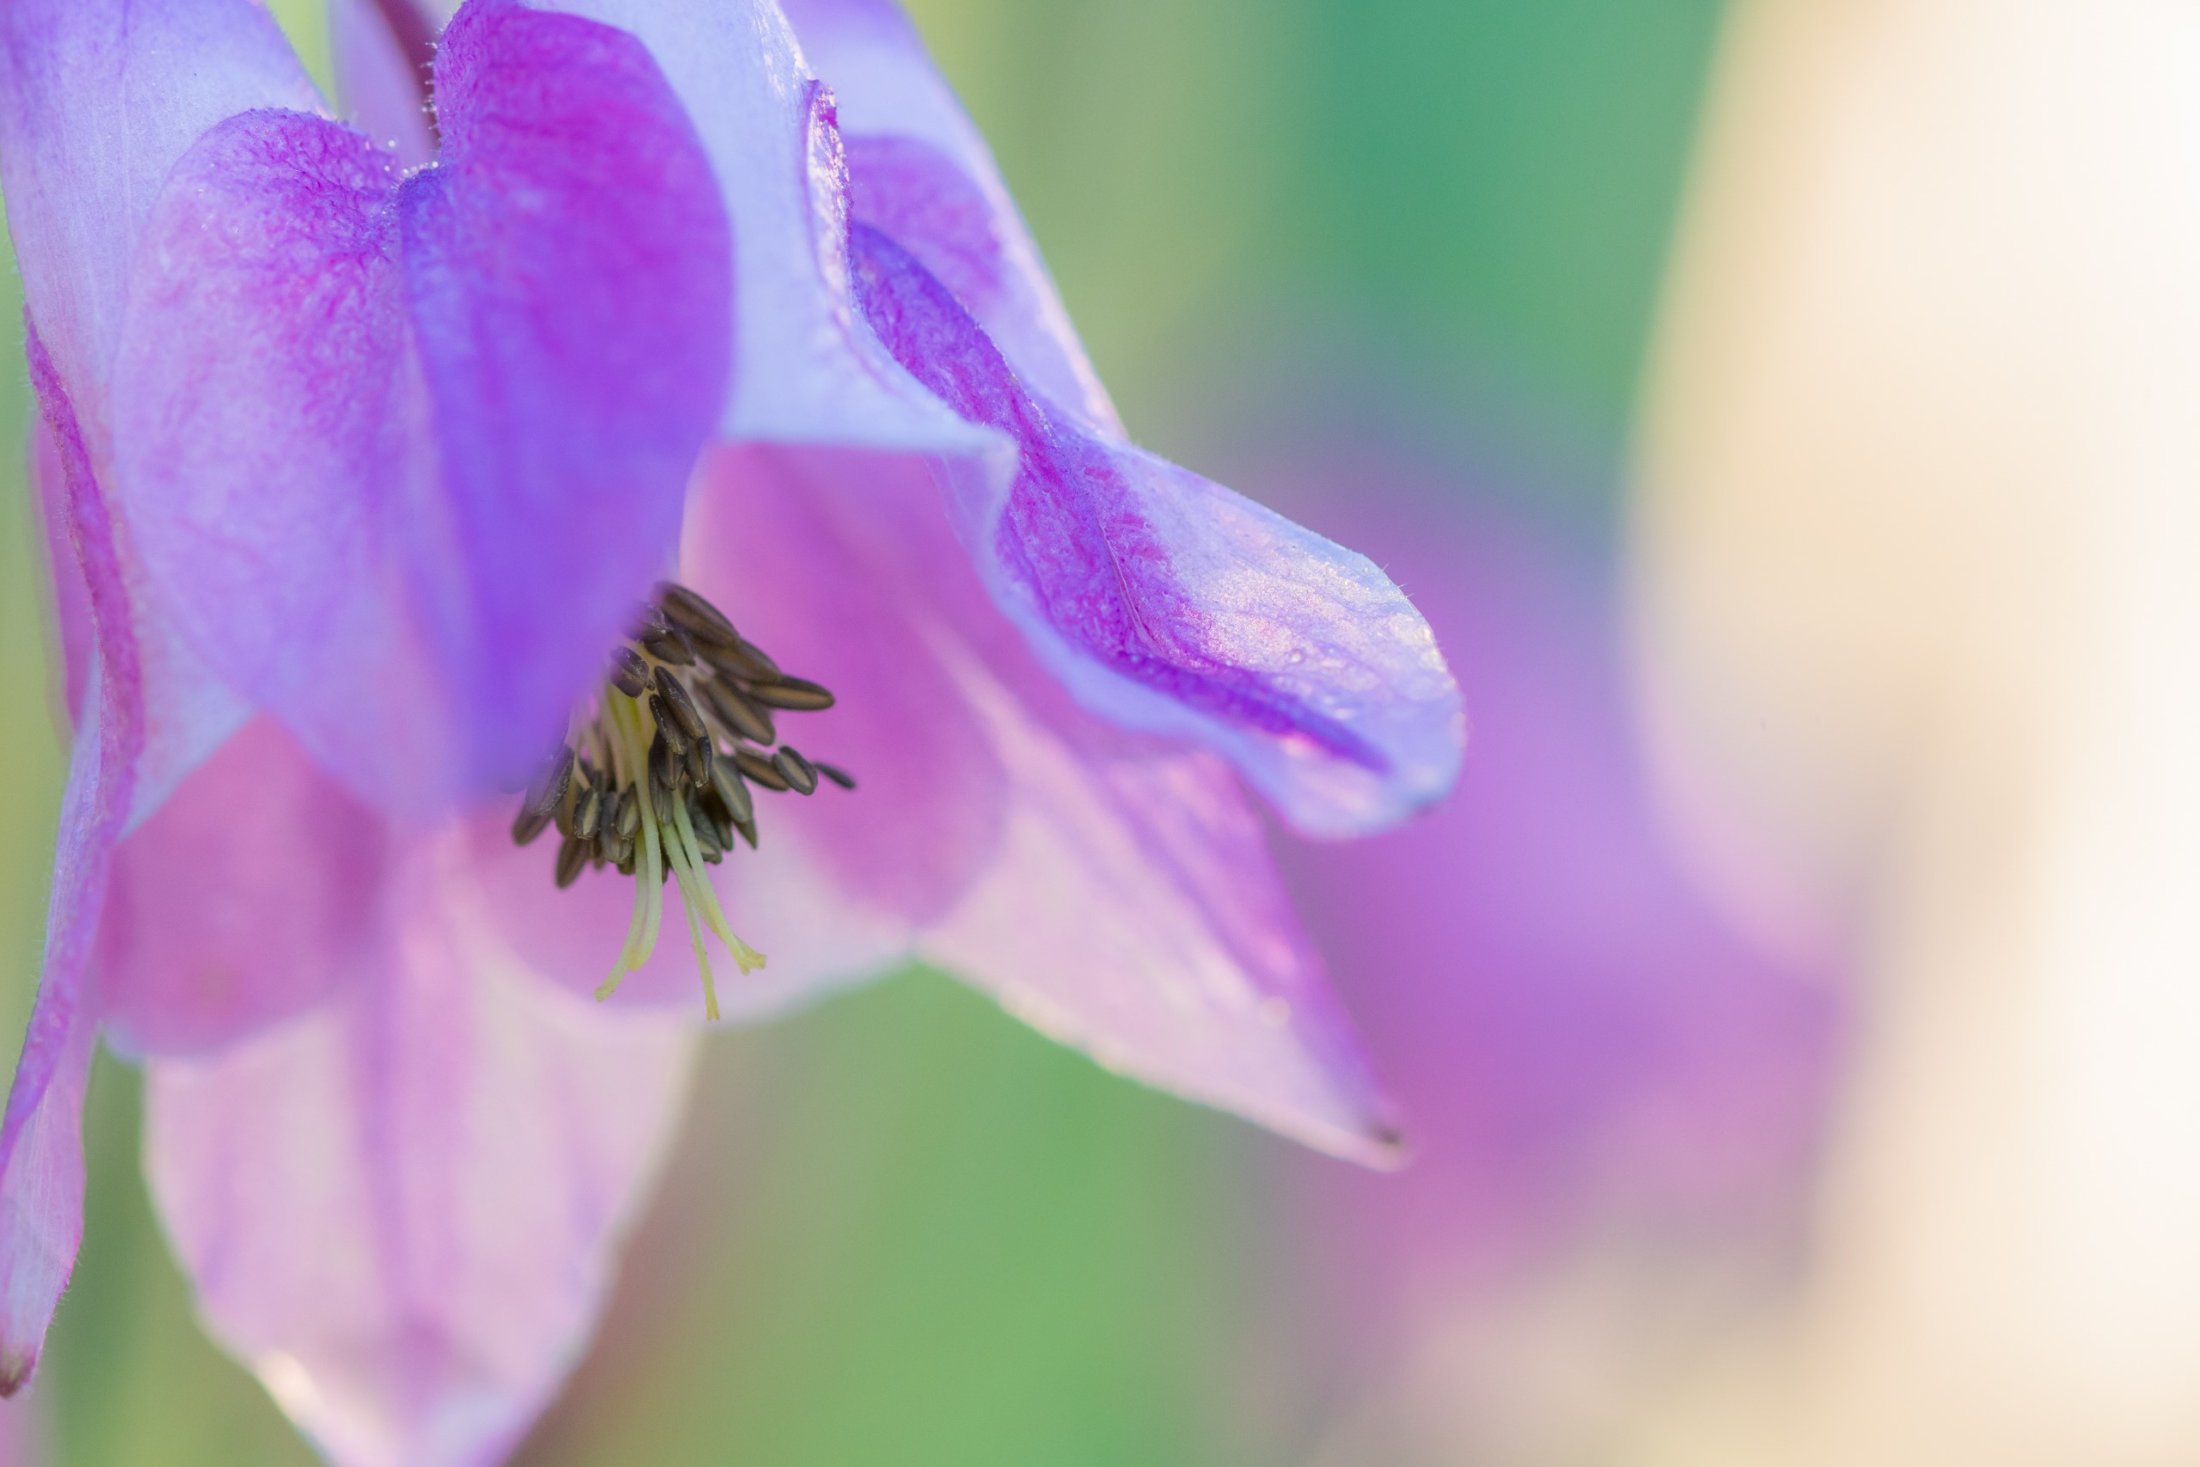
[510,582,852,1017]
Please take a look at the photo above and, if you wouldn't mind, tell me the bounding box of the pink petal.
[111,0,732,814]
[781,0,1120,426]
[0,335,146,1393]
[144,838,696,1467]
[97,717,390,1059]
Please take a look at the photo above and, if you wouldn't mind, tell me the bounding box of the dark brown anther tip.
[701,637,781,683]
[642,625,697,666]
[654,667,711,743]
[650,731,684,795]
[815,761,857,791]
[772,745,820,796]
[658,582,743,647]
[684,735,713,788]
[511,803,555,846]
[554,835,589,890]
[709,760,755,825]
[698,677,775,745]
[610,646,650,698]
[523,746,575,818]
[746,677,835,712]
[732,747,790,791]
[647,695,690,757]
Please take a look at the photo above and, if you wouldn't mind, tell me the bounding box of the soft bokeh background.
[23,0,2173,1463]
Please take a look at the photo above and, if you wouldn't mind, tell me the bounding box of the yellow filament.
[669,860,722,1021]
[591,682,766,1017]
[670,796,767,973]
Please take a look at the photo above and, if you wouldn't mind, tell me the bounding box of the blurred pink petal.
[96,717,390,1059]
[145,842,695,1467]
[1256,470,1840,1458]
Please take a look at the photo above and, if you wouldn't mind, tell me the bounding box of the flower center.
[509,582,853,1020]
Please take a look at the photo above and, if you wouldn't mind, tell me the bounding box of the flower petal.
[111,0,733,813]
[0,0,321,426]
[329,0,436,168]
[0,335,147,1393]
[781,0,1119,426]
[851,227,1462,836]
[532,0,990,455]
[96,717,390,1059]
[143,838,696,1467]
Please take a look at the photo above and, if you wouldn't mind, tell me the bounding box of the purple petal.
[0,336,146,1393]
[852,228,1462,836]
[97,717,390,1059]
[111,0,732,813]
[533,0,989,454]
[781,0,1119,426]
[144,858,696,1467]
[481,441,1396,1158]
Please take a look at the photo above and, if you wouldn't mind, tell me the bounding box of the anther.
[747,677,835,712]
[732,747,789,791]
[642,625,697,666]
[772,746,820,796]
[609,646,650,698]
[698,677,775,745]
[515,579,856,1019]
[654,667,710,743]
[657,582,741,647]
[555,836,589,889]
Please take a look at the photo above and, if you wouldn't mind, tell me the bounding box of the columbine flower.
[0,1,1461,1462]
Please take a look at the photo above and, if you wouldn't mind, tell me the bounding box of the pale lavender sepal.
[109,0,732,814]
[529,0,990,457]
[0,0,321,425]
[0,0,305,827]
[0,335,146,1393]
[779,0,1119,428]
[850,227,1462,837]
[144,852,696,1467]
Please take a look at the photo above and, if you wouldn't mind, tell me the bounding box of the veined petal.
[111,0,733,813]
[97,717,390,1059]
[530,0,990,455]
[144,838,696,1467]
[0,336,147,1393]
[780,0,1119,427]
[852,228,1461,837]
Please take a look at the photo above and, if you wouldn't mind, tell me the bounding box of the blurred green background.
[0,1,1726,1461]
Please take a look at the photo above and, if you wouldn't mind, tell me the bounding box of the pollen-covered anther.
[511,581,855,1019]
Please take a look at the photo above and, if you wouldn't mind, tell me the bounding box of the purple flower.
[0,0,1460,1461]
